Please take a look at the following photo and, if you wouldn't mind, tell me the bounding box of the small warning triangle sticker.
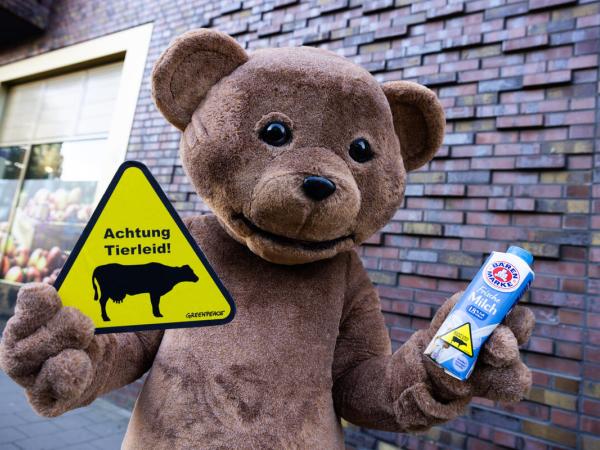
[54,161,235,334]
[440,322,473,357]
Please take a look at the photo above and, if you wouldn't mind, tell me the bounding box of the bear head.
[152,29,445,265]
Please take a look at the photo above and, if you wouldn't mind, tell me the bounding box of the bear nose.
[302,176,336,201]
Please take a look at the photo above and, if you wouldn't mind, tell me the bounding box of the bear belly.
[120,215,349,448]
[121,298,345,449]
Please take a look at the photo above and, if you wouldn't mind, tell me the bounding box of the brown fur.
[0,29,534,449]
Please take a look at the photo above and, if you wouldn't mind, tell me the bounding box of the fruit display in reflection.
[1,242,68,283]
[21,186,93,223]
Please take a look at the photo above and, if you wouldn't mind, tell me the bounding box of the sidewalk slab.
[0,370,130,450]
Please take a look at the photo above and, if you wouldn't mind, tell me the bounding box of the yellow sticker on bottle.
[54,161,235,333]
[440,322,473,357]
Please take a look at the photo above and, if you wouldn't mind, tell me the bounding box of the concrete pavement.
[0,370,130,450]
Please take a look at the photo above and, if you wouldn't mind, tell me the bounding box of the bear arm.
[75,330,163,408]
[331,251,470,432]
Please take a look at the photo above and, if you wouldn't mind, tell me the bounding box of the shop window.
[0,62,123,284]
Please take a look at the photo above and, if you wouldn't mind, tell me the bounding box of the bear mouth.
[234,214,354,251]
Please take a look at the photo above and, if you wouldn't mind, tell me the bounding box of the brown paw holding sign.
[0,282,162,418]
[0,284,94,416]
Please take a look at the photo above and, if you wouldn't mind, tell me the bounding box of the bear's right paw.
[27,348,94,417]
[0,283,95,415]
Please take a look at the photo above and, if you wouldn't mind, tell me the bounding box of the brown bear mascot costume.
[0,29,535,449]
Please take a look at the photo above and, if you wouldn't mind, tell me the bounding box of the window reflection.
[1,139,105,283]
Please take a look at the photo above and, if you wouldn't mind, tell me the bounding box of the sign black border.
[54,160,236,334]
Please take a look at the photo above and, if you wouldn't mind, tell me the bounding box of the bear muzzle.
[216,148,363,263]
[246,168,360,244]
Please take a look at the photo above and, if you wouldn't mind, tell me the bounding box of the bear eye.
[259,121,291,147]
[349,138,373,163]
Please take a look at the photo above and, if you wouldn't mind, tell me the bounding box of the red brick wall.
[1,0,599,448]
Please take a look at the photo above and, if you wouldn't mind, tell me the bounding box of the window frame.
[0,24,153,286]
[0,23,153,197]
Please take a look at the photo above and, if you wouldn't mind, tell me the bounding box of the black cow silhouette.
[92,262,199,321]
[451,336,467,348]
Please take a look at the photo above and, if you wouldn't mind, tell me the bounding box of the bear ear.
[152,29,249,130]
[381,81,446,172]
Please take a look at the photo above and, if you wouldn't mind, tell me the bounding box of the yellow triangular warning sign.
[54,161,235,333]
[440,322,473,357]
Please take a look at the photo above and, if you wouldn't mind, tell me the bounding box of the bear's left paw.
[470,360,531,402]
[424,294,535,403]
